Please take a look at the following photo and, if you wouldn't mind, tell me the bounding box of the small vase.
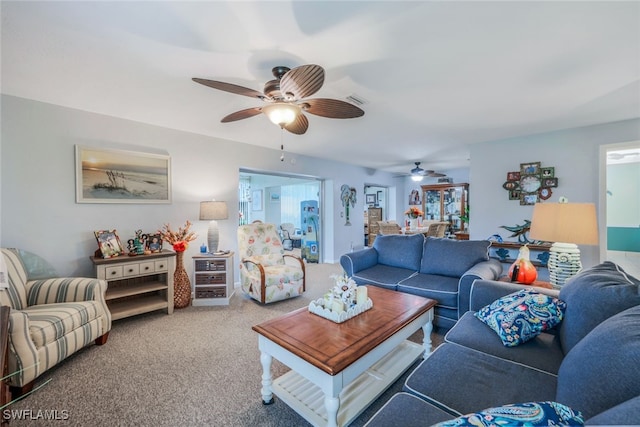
[173,251,191,308]
[409,218,419,230]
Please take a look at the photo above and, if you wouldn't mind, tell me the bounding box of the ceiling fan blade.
[280,64,325,100]
[192,78,267,100]
[283,113,309,135]
[221,107,263,123]
[302,98,365,119]
[428,172,446,177]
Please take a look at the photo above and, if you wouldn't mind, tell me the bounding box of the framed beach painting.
[75,145,171,203]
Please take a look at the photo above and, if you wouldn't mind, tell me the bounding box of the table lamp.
[528,199,598,287]
[199,201,228,253]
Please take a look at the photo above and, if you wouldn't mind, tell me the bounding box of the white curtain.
[280,183,319,228]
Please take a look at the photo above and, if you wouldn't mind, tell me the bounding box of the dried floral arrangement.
[158,221,197,252]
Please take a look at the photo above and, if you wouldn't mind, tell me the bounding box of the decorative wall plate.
[539,187,552,200]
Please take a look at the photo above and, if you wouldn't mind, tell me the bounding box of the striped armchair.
[0,248,111,397]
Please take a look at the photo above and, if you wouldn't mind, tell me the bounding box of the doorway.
[239,169,324,263]
[600,141,640,278]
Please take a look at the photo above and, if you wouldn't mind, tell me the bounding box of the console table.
[91,250,176,320]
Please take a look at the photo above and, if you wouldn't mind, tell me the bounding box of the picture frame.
[408,189,421,205]
[541,167,555,178]
[502,181,519,191]
[507,171,520,181]
[270,192,280,203]
[252,190,263,211]
[520,162,541,175]
[94,229,125,258]
[366,194,376,204]
[543,177,558,188]
[520,193,539,206]
[539,187,553,200]
[76,145,171,204]
[377,190,383,202]
[509,190,521,200]
[145,233,163,253]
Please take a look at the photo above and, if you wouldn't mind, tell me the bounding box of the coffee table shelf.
[273,340,423,426]
[253,286,436,427]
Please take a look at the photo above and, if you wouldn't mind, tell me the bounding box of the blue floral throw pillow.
[432,401,584,426]
[475,289,567,347]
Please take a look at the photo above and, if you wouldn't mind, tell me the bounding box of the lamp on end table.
[199,201,229,253]
[529,199,598,288]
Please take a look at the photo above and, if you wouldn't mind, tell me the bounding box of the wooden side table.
[498,276,553,289]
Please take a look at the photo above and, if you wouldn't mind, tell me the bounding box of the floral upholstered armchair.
[237,222,305,304]
[0,248,111,396]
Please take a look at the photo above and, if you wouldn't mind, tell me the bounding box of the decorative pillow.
[421,237,490,277]
[475,289,566,347]
[432,401,584,427]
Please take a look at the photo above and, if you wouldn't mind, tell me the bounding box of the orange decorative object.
[508,245,538,284]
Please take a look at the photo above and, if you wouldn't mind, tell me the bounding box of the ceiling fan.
[407,162,446,182]
[192,64,365,135]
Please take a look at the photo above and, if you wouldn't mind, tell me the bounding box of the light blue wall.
[470,118,640,269]
[0,95,398,277]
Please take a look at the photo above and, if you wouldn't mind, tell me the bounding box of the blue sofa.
[364,262,640,426]
[340,234,503,328]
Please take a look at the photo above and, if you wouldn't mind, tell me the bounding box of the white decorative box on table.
[308,274,373,323]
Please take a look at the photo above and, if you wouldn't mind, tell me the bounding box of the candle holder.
[308,275,373,323]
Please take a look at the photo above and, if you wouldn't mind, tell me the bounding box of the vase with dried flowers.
[158,221,197,309]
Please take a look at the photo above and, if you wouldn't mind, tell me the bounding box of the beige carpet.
[6,262,444,426]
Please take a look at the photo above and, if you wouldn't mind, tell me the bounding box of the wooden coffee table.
[252,286,436,427]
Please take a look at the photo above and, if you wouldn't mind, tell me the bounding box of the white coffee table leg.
[260,352,274,405]
[324,394,340,427]
[422,318,433,357]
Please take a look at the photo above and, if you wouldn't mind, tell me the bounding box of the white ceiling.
[2,1,639,175]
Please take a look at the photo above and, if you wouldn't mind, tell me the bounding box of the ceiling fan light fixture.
[411,174,424,182]
[262,103,300,127]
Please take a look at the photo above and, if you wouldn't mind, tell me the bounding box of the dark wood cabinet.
[421,183,468,234]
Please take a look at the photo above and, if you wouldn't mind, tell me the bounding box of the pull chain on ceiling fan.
[192,64,364,135]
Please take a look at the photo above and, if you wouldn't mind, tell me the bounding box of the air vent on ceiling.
[345,94,368,106]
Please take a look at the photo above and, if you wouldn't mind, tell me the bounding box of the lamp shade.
[199,201,228,221]
[529,202,598,245]
[262,103,300,127]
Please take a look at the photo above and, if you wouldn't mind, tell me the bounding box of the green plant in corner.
[460,205,470,225]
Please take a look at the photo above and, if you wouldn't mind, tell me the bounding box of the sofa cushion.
[559,261,640,353]
[397,273,460,309]
[584,395,640,425]
[420,238,490,278]
[556,305,640,421]
[446,311,564,375]
[24,302,103,347]
[351,264,415,290]
[403,343,557,415]
[433,401,584,427]
[475,289,566,347]
[363,392,455,427]
[373,234,424,271]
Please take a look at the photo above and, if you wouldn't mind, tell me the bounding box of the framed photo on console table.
[94,230,125,258]
[75,145,171,204]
